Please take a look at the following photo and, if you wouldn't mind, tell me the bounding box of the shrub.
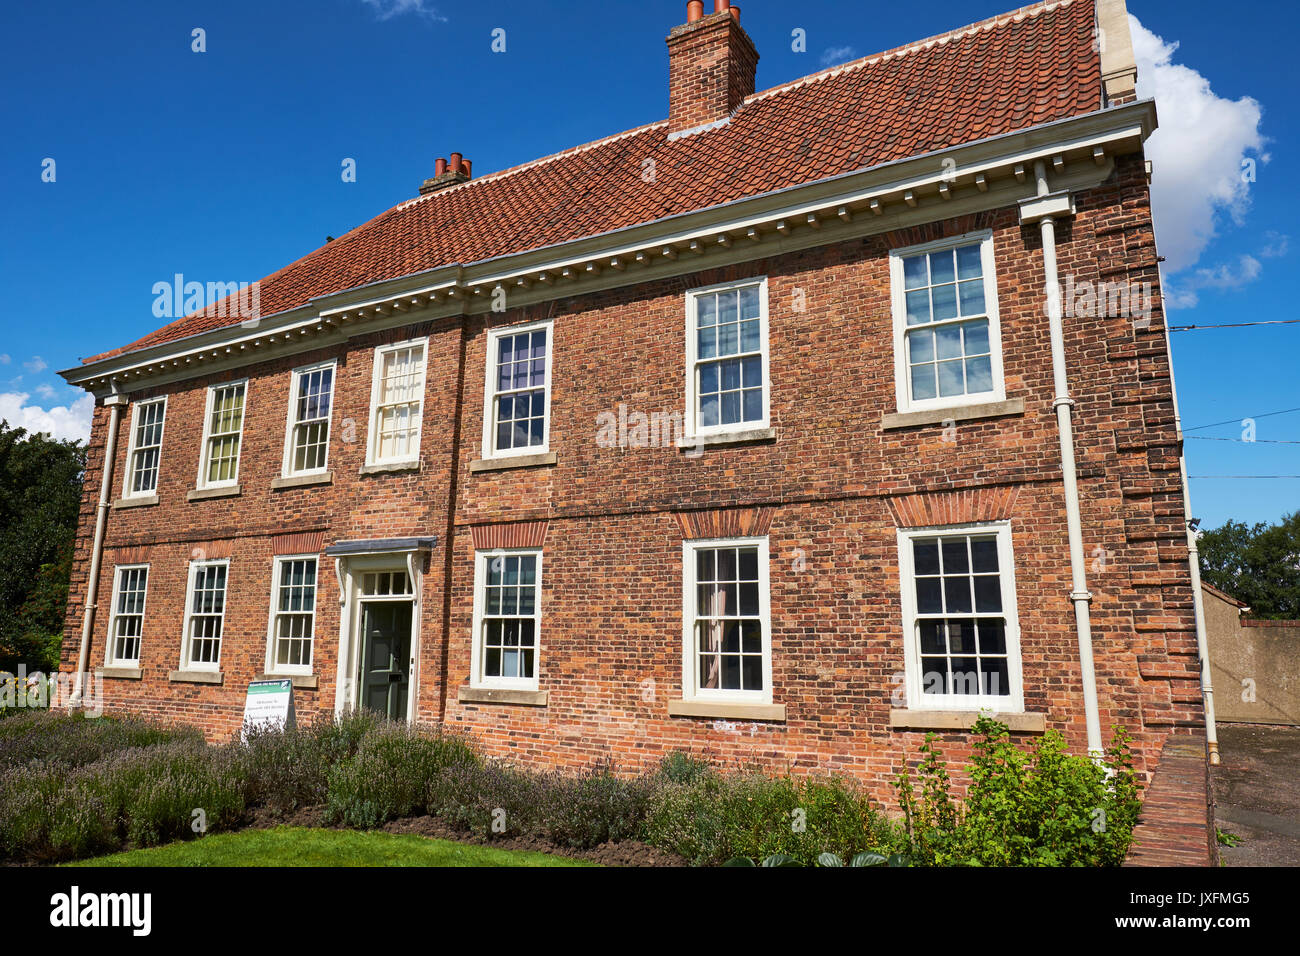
[539,763,655,849]
[897,717,1143,866]
[644,769,901,866]
[0,710,200,771]
[656,750,712,786]
[427,761,544,837]
[0,740,244,862]
[228,713,384,815]
[116,743,245,848]
[326,721,477,828]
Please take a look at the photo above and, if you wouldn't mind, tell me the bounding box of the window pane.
[910,362,937,401]
[937,360,965,397]
[966,355,994,393]
[905,289,930,325]
[903,255,928,289]
[928,250,955,285]
[931,283,958,321]
[913,540,940,575]
[956,244,983,280]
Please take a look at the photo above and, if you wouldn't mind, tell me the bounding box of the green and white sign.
[241,679,295,736]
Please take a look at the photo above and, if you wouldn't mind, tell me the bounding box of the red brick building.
[59,0,1215,801]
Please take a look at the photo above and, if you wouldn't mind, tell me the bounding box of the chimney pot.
[420,153,472,195]
[667,0,759,133]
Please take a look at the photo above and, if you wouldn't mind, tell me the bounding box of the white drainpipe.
[1022,159,1104,758]
[1161,320,1220,765]
[70,392,128,707]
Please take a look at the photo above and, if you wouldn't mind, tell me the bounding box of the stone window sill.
[668,699,786,721]
[255,672,319,689]
[271,471,332,490]
[676,426,778,450]
[888,708,1046,733]
[112,495,158,510]
[470,451,557,473]
[457,686,548,706]
[169,669,223,685]
[187,485,241,502]
[359,460,420,476]
[881,398,1025,431]
[97,666,142,680]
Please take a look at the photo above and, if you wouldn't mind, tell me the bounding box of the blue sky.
[0,0,1293,529]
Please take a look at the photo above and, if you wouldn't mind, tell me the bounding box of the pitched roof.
[87,0,1100,364]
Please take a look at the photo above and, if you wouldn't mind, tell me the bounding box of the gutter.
[69,392,128,708]
[1019,159,1104,758]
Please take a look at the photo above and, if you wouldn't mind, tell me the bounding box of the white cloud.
[820,45,857,68]
[359,0,446,21]
[0,354,9,365]
[35,383,58,399]
[0,392,94,443]
[1164,254,1262,309]
[1131,16,1266,275]
[23,356,46,374]
[1260,231,1289,258]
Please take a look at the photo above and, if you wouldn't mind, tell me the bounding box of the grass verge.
[64,825,597,868]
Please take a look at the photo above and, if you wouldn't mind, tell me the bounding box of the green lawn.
[64,826,597,867]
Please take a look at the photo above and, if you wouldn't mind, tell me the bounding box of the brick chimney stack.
[666,0,759,134]
[420,152,473,195]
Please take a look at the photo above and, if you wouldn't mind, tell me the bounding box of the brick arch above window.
[186,539,234,561]
[470,520,548,550]
[883,210,1003,252]
[887,486,1021,529]
[674,506,775,540]
[272,531,326,556]
[109,545,150,565]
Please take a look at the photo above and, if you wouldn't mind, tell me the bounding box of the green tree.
[1199,511,1300,619]
[0,421,86,671]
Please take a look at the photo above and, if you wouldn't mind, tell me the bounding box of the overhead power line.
[1186,436,1300,444]
[1184,407,1300,432]
[1170,318,1300,331]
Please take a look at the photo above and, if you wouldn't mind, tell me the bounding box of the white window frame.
[180,558,230,672]
[121,397,167,499]
[680,536,773,705]
[480,319,553,461]
[365,338,428,467]
[264,554,319,676]
[896,521,1024,713]
[196,379,248,490]
[469,548,543,692]
[106,564,149,666]
[281,359,337,478]
[683,277,771,439]
[889,230,1006,414]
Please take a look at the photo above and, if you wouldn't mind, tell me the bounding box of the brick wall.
[61,154,1203,803]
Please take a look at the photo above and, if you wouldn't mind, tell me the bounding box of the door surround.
[324,537,436,721]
